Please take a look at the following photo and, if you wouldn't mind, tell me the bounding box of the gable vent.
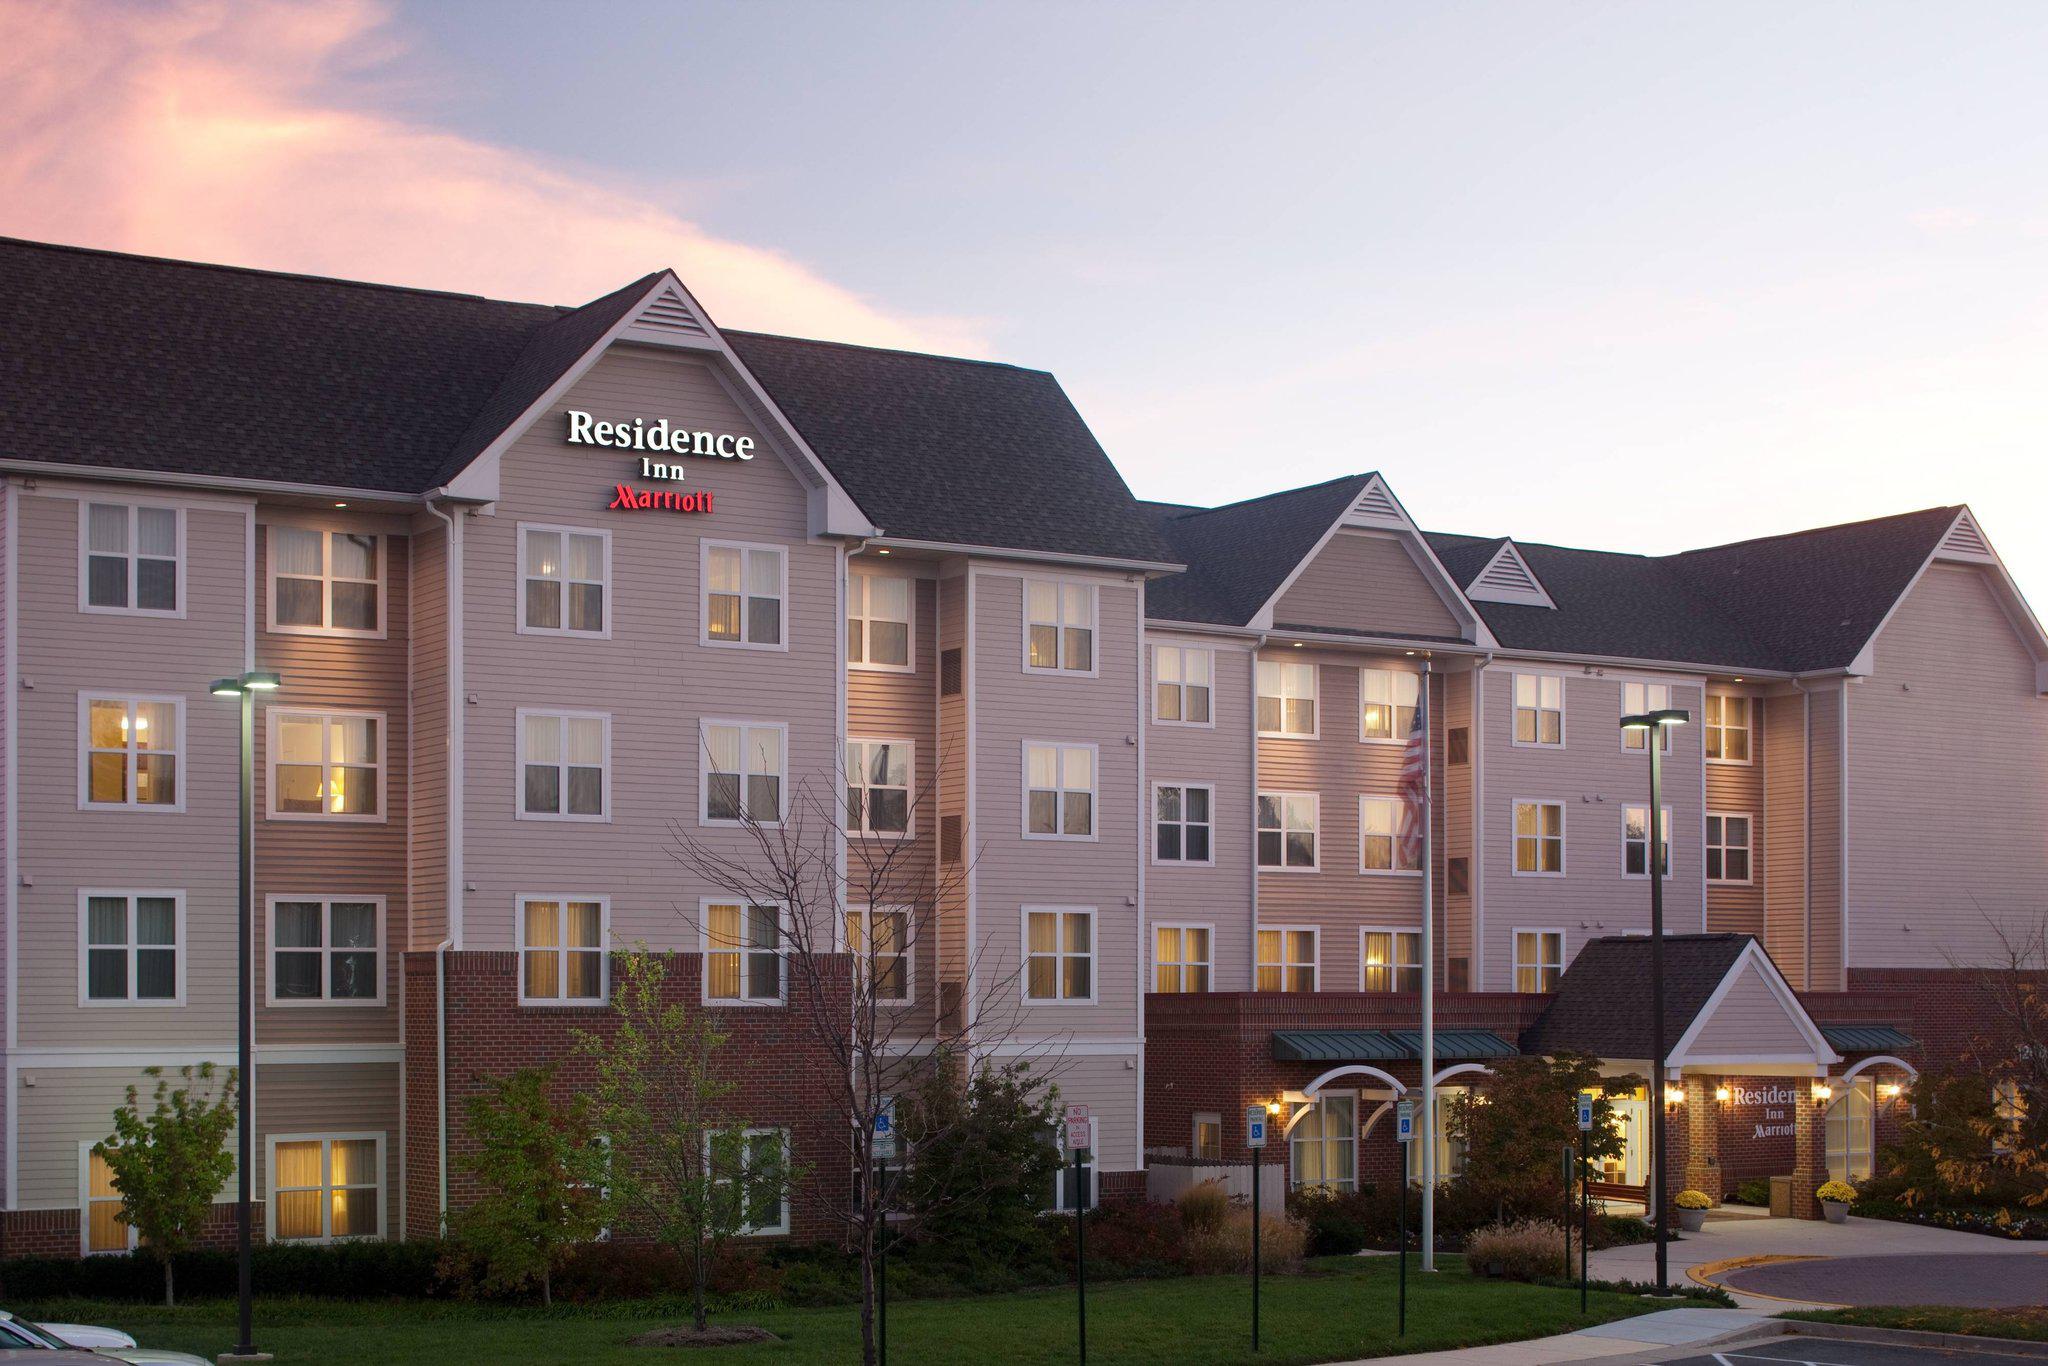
[1465,540,1555,609]
[1342,475,1407,529]
[1934,511,1994,564]
[623,285,714,346]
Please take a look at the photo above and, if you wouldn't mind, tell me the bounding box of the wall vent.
[940,814,963,864]
[1341,474,1407,528]
[1465,540,1556,608]
[623,284,714,344]
[1934,510,1995,563]
[940,648,964,696]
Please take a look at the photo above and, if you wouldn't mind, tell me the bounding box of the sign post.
[1395,1099,1414,1337]
[1065,1104,1091,1366]
[873,1110,896,1365]
[1576,1091,1594,1314]
[1246,1105,1269,1352]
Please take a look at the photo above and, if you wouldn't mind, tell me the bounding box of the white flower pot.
[1822,1199,1849,1224]
[1678,1208,1707,1232]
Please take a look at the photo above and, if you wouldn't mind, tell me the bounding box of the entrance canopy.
[1271,1028,1517,1064]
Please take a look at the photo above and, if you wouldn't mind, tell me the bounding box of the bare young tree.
[670,737,1069,1366]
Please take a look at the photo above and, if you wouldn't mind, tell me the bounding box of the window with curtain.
[84,502,179,613]
[1290,1095,1356,1191]
[1024,580,1095,672]
[272,712,381,818]
[1705,693,1752,762]
[272,1136,380,1241]
[519,898,606,1004]
[848,573,912,668]
[703,722,785,824]
[1622,804,1672,877]
[520,712,608,819]
[1025,743,1095,837]
[272,527,379,632]
[706,902,783,1003]
[1621,682,1674,752]
[1153,645,1213,723]
[1359,796,1419,872]
[521,526,607,634]
[83,893,178,1004]
[1826,1078,1875,1182]
[1513,673,1564,746]
[83,1148,133,1254]
[83,696,179,807]
[1513,801,1564,874]
[844,906,910,1002]
[1406,1090,1470,1180]
[1359,668,1419,741]
[1026,908,1093,1001]
[1153,925,1211,992]
[705,543,784,646]
[271,899,380,1003]
[1256,927,1317,992]
[1255,659,1317,736]
[1514,930,1564,992]
[1361,930,1421,992]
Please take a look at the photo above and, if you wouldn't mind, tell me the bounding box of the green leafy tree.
[900,1054,1061,1262]
[1446,1053,1629,1221]
[94,1063,238,1306]
[575,948,789,1333]
[446,1065,610,1305]
[1879,1069,2040,1208]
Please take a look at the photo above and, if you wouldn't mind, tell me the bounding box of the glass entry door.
[1601,1097,1648,1187]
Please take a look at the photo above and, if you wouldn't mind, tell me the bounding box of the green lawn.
[18,1257,1664,1365]
[1788,1307,2048,1343]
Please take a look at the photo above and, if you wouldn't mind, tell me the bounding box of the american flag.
[1398,674,1428,866]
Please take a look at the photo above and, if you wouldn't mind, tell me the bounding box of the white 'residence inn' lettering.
[565,410,754,460]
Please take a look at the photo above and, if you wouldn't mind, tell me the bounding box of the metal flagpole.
[1419,660,1436,1273]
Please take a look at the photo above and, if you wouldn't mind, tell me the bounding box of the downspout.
[1790,678,1812,990]
[1468,652,1493,991]
[424,492,461,1235]
[1249,633,1267,991]
[435,938,451,1232]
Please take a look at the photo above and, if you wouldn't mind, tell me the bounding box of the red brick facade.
[0,1200,249,1260]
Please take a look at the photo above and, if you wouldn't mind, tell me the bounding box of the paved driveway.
[1719,1251,2048,1308]
[1655,1335,2046,1366]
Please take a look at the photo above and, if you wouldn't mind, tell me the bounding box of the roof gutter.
[0,457,430,506]
[863,535,1183,577]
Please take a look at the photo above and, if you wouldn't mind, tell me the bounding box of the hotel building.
[0,236,2041,1252]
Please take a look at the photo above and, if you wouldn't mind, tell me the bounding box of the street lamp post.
[210,669,281,1364]
[1619,705,1687,1298]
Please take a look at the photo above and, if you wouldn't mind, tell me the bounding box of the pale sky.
[5,0,2045,606]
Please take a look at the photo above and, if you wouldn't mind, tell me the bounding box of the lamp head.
[242,669,283,692]
[1620,707,1692,732]
[210,678,245,697]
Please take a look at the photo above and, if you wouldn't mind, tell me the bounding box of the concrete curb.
[1686,1254,1845,1309]
[1550,1321,1794,1366]
[1776,1319,2048,1359]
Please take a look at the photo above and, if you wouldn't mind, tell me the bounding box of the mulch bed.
[627,1325,780,1348]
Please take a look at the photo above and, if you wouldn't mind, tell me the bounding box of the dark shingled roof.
[1519,934,1755,1060]
[0,236,1174,565]
[1271,1029,1518,1063]
[1141,475,1374,626]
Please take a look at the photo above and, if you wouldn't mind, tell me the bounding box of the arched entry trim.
[1840,1054,1918,1082]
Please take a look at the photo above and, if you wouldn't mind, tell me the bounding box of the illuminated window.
[846,739,912,836]
[270,1135,382,1242]
[82,501,180,615]
[1025,743,1095,838]
[704,542,785,647]
[705,901,784,1004]
[1622,804,1673,877]
[1154,646,1214,724]
[270,898,381,1004]
[1192,1114,1223,1161]
[1621,682,1673,752]
[520,525,608,635]
[519,711,609,820]
[1024,580,1095,673]
[81,695,180,808]
[848,573,913,669]
[844,906,910,1002]
[1360,668,1419,741]
[1513,673,1564,746]
[1826,1078,1875,1183]
[271,527,380,634]
[1025,907,1094,1002]
[1256,926,1318,992]
[1154,784,1213,863]
[1514,930,1564,992]
[1513,801,1564,874]
[1407,1089,1470,1180]
[1705,694,1751,762]
[81,1146,135,1255]
[270,711,382,820]
[702,721,786,825]
[1360,929,1421,992]
[1153,924,1212,993]
[1360,796,1420,873]
[82,892,180,1005]
[1256,792,1318,870]
[1707,813,1752,883]
[1256,660,1317,737]
[1290,1095,1355,1192]
[519,898,607,1004]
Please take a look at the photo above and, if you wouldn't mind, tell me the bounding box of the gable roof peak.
[1465,538,1556,609]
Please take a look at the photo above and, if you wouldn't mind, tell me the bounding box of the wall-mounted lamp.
[1663,1085,1686,1107]
[1812,1082,1834,1105]
[1714,1085,1732,1104]
[1265,1099,1283,1117]
[1877,1082,1902,1101]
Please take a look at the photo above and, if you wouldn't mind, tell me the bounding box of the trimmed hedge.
[1850,1200,2048,1241]
[1,1240,450,1302]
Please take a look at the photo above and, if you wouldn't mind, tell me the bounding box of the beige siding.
[1143,631,1254,992]
[1807,683,1845,990]
[1848,564,2048,969]
[1271,531,1464,638]
[258,1062,402,1241]
[15,491,247,1048]
[1683,961,1812,1057]
[1036,1050,1140,1172]
[936,570,969,1000]
[408,515,450,950]
[1761,687,1810,985]
[1445,669,1475,976]
[1705,691,1766,936]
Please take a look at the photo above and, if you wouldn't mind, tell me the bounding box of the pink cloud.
[0,0,988,353]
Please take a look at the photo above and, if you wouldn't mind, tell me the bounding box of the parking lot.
[1657,1334,2045,1366]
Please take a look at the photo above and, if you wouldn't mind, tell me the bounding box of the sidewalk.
[1329,1307,1775,1366]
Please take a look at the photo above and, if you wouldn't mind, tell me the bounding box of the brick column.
[1683,1075,1721,1204]
[1790,1077,1828,1220]
[1656,1082,1690,1226]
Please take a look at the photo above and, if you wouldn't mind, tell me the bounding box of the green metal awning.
[1821,1024,1916,1053]
[1271,1029,1518,1064]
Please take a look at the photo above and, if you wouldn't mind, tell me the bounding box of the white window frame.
[265,1132,386,1243]
[1511,798,1566,877]
[79,1141,139,1256]
[266,709,388,823]
[1359,927,1423,993]
[707,1127,791,1235]
[77,889,186,1008]
[1023,905,1098,1005]
[1193,1113,1223,1161]
[702,898,788,1006]
[1047,1116,1101,1212]
[843,904,913,1005]
[77,692,186,812]
[1358,794,1421,875]
[1256,791,1319,871]
[78,497,185,618]
[516,895,611,1007]
[266,523,387,639]
[1826,1077,1876,1184]
[1021,578,1099,677]
[1513,928,1566,992]
[1256,658,1319,738]
[847,572,915,673]
[516,523,611,638]
[1289,1090,1358,1193]
[1152,645,1215,727]
[1621,803,1674,879]
[1511,672,1566,748]
[1621,681,1674,753]
[516,709,612,823]
[700,720,789,828]
[700,539,789,652]
[1022,741,1099,841]
[265,895,386,1007]
[1358,667,1420,744]
[846,737,915,839]
[1705,693,1754,766]
[1152,922,1214,993]
[1255,924,1320,992]
[1706,810,1754,885]
[1152,781,1216,866]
